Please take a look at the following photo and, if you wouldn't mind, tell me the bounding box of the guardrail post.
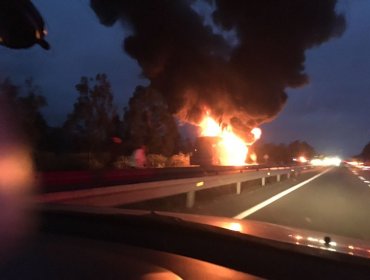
[261,177,266,186]
[186,191,195,208]
[236,181,241,194]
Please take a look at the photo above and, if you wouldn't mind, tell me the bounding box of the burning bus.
[190,115,261,167]
[190,136,222,166]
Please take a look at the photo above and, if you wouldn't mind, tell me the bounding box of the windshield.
[1,0,370,252]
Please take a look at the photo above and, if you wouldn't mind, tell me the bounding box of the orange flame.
[251,127,262,141]
[199,115,261,166]
[199,116,221,136]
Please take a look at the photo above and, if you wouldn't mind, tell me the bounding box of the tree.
[288,140,315,159]
[254,142,290,164]
[359,142,370,160]
[0,78,48,148]
[253,140,316,164]
[122,86,180,156]
[64,73,116,158]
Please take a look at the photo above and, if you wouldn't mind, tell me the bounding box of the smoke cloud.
[91,0,345,137]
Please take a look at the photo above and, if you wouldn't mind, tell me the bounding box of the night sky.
[0,0,369,157]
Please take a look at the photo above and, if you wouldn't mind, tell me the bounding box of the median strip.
[233,168,332,219]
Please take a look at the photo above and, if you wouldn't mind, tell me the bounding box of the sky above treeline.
[0,0,369,157]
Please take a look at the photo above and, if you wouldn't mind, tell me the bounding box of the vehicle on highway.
[190,136,222,166]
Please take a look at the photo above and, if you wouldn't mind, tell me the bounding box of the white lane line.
[364,181,370,184]
[233,168,332,219]
[358,176,365,181]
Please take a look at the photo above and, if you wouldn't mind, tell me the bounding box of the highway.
[245,166,370,240]
[123,165,370,240]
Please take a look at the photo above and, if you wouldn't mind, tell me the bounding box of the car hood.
[40,204,370,260]
[156,210,370,259]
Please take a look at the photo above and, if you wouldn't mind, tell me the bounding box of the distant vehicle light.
[310,159,322,166]
[299,156,308,163]
[310,156,341,167]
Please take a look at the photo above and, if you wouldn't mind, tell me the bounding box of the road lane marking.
[358,176,365,181]
[364,181,370,184]
[233,168,332,219]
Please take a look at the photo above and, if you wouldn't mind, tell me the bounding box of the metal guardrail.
[36,166,310,208]
[38,163,301,193]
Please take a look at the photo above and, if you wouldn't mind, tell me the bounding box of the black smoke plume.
[91,0,345,137]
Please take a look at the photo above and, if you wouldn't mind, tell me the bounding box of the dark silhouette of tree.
[122,86,180,156]
[40,126,68,153]
[0,78,48,148]
[288,140,315,158]
[254,142,289,164]
[254,140,316,164]
[359,142,370,160]
[64,73,117,164]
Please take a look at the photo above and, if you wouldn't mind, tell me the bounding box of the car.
[2,204,370,279]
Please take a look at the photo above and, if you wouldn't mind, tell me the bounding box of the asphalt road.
[246,166,370,240]
[124,166,370,241]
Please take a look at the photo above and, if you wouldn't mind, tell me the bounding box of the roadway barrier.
[37,164,302,193]
[36,166,310,208]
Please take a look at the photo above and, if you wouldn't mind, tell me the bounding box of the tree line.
[1,73,337,171]
[357,142,370,161]
[251,140,316,164]
[0,74,184,170]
